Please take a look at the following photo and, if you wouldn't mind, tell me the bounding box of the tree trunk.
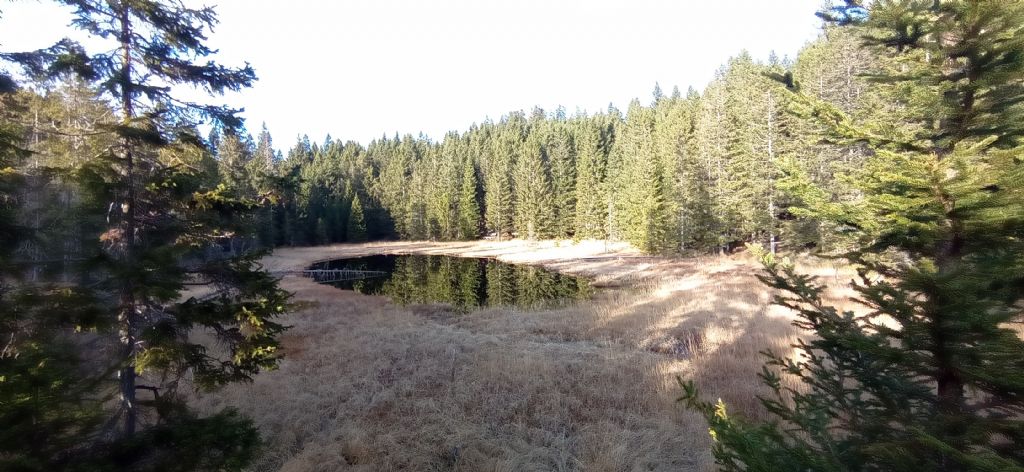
[117,4,139,438]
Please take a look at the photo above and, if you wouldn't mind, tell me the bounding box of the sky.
[0,0,825,149]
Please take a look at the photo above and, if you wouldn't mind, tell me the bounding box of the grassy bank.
[194,240,857,471]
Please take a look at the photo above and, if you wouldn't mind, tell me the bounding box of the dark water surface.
[309,254,591,310]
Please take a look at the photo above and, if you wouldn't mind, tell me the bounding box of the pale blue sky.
[1,0,825,148]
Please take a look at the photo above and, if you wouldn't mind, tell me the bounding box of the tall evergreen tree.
[690,72,730,249]
[573,117,609,240]
[545,120,577,239]
[484,118,518,239]
[612,99,666,251]
[346,194,367,243]
[0,60,110,472]
[44,1,288,468]
[425,135,460,239]
[653,90,693,252]
[253,122,276,172]
[515,127,553,239]
[457,155,481,240]
[249,123,278,248]
[787,24,880,249]
[683,2,1024,470]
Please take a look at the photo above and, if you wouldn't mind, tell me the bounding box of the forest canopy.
[180,28,878,255]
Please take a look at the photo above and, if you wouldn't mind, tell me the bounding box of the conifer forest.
[2,1,1023,471]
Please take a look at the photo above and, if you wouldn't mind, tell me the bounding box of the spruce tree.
[0,59,108,471]
[426,136,460,239]
[653,88,694,252]
[787,24,881,250]
[682,1,1024,470]
[484,119,517,239]
[573,117,609,240]
[514,128,553,240]
[612,99,665,251]
[690,73,731,249]
[347,193,368,242]
[457,156,481,240]
[249,124,278,248]
[545,120,577,239]
[13,1,292,468]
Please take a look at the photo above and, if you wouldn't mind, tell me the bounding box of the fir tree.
[683,2,1024,470]
[514,128,553,239]
[249,124,278,248]
[545,121,577,239]
[653,89,693,252]
[652,82,665,105]
[612,99,664,251]
[426,136,460,239]
[484,118,518,239]
[23,1,290,468]
[457,156,481,240]
[573,117,609,240]
[346,193,367,243]
[0,62,111,471]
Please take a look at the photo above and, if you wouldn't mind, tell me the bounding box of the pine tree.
[29,1,290,468]
[683,2,1024,469]
[787,24,881,249]
[425,136,460,239]
[484,118,517,239]
[653,89,693,252]
[376,134,417,238]
[253,122,276,172]
[719,52,772,245]
[249,123,278,248]
[216,129,253,189]
[545,120,577,239]
[612,99,666,251]
[690,73,731,250]
[346,193,368,243]
[457,155,481,240]
[651,82,665,105]
[0,64,111,471]
[515,127,553,239]
[573,117,609,240]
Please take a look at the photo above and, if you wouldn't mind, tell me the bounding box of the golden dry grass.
[193,240,861,471]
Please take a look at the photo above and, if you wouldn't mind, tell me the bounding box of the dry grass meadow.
[192,240,860,471]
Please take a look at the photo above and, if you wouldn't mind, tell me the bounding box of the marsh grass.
[192,240,862,471]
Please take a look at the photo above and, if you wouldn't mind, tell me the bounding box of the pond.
[308,254,592,311]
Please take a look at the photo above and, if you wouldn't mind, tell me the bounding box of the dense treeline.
[173,27,878,254]
[4,0,1024,470]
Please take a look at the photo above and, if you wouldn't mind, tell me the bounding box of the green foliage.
[457,156,481,240]
[573,116,610,240]
[61,409,259,472]
[254,32,883,254]
[346,194,367,242]
[0,288,108,472]
[514,128,553,239]
[611,100,668,251]
[1,1,287,470]
[683,2,1024,470]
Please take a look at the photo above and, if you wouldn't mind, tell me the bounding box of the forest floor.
[194,240,859,472]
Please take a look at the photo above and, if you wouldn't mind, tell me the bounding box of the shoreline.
[196,240,847,471]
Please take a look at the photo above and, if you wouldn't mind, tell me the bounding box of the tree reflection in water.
[310,255,591,311]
